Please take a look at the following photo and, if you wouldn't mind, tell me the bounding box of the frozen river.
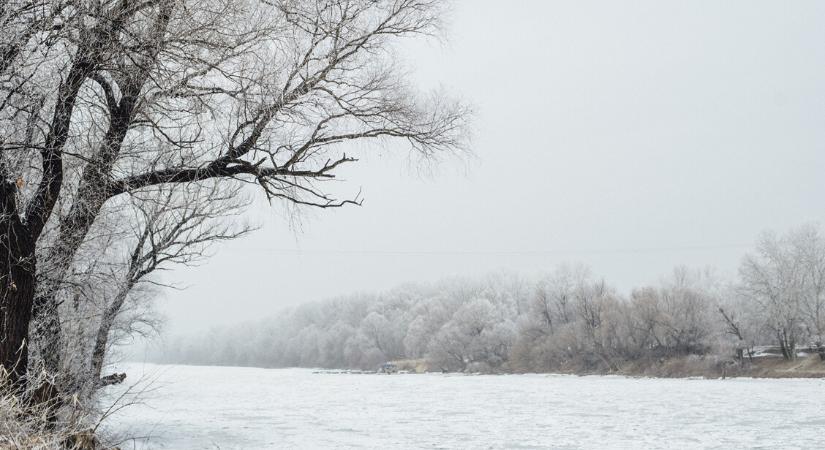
[104,364,825,449]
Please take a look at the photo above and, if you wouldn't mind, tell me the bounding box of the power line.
[224,243,752,256]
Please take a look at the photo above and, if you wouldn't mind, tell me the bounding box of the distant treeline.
[151,225,825,373]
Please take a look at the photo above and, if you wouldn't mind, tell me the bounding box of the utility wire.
[225,243,751,256]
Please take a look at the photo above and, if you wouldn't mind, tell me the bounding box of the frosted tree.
[428,297,514,372]
[571,279,621,371]
[0,0,469,390]
[740,229,807,359]
[739,225,825,359]
[403,296,450,358]
[792,226,825,351]
[532,264,590,332]
[627,267,716,356]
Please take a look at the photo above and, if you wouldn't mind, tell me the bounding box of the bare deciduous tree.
[740,229,807,360]
[0,0,469,388]
[87,182,250,385]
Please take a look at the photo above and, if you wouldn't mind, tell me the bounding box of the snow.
[103,364,825,449]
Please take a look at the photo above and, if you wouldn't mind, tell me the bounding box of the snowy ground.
[102,363,825,449]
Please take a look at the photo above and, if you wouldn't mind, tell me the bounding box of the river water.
[102,363,825,449]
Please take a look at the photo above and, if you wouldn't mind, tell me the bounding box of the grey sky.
[158,0,825,333]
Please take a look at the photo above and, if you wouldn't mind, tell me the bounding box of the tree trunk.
[33,75,145,376]
[31,297,62,374]
[32,179,112,375]
[0,257,36,388]
[90,287,131,380]
[0,181,36,389]
[778,329,796,361]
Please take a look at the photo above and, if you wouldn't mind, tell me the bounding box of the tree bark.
[0,50,92,385]
[33,92,139,375]
[90,287,131,380]
[778,329,796,361]
[0,180,36,388]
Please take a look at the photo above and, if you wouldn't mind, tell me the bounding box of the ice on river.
[103,363,825,449]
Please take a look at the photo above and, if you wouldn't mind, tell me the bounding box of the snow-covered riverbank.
[102,363,825,449]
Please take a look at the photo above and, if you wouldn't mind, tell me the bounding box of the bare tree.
[87,182,250,386]
[739,228,815,360]
[0,0,469,388]
[532,264,588,332]
[573,279,620,371]
[792,226,825,352]
[718,301,756,362]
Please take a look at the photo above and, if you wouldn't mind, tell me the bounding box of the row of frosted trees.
[155,225,825,372]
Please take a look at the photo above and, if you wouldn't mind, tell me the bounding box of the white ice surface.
[103,364,825,449]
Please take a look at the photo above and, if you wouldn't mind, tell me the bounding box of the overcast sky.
[157,0,825,334]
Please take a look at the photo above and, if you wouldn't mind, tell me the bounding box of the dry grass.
[503,353,825,379]
[612,354,825,379]
[0,393,77,449]
[740,355,825,378]
[0,372,111,450]
[390,359,430,373]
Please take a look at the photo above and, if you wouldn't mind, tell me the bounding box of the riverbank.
[143,353,825,379]
[436,354,825,379]
[314,354,825,379]
[582,354,825,379]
